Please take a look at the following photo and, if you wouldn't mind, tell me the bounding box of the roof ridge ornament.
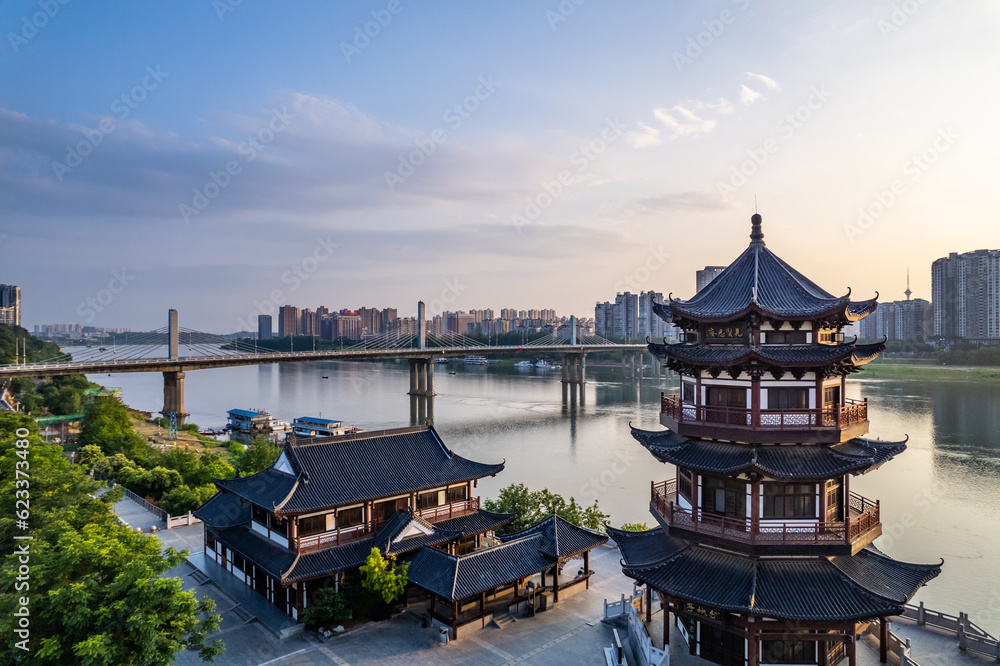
[750,213,765,245]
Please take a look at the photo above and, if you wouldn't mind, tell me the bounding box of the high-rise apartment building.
[0,285,21,327]
[257,314,273,340]
[695,266,726,294]
[613,292,639,339]
[932,249,1000,340]
[278,305,300,337]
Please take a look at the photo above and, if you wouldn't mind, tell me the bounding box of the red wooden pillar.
[645,586,652,623]
[584,551,590,590]
[880,618,889,663]
[751,375,761,427]
[847,627,857,666]
[750,479,760,541]
[553,564,560,603]
[452,601,459,640]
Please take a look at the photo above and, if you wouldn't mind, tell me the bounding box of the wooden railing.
[297,523,371,553]
[416,497,480,523]
[660,393,868,430]
[651,480,880,545]
[296,497,481,554]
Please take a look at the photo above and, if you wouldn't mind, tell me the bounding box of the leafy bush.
[619,522,649,532]
[300,587,350,629]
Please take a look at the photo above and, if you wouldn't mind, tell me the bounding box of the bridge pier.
[162,370,188,423]
[562,353,586,386]
[408,358,435,396]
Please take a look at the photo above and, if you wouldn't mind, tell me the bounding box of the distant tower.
[904,268,912,301]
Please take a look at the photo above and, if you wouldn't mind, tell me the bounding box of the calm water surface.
[87,359,1000,633]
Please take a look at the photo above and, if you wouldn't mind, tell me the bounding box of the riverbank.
[861,361,1000,382]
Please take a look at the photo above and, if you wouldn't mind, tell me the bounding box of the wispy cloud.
[746,72,781,91]
[625,121,661,148]
[739,84,763,105]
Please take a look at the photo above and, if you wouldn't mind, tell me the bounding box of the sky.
[1,0,997,332]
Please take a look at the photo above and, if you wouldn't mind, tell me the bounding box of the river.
[86,358,1000,633]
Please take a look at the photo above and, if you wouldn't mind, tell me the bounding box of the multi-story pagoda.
[610,214,941,666]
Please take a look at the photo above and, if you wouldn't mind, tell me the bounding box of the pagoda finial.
[750,212,764,245]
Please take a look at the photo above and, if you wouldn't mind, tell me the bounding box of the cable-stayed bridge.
[0,308,650,418]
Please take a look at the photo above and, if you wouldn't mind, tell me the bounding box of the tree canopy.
[483,482,610,535]
[0,412,224,664]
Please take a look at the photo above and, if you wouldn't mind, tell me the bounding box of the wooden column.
[663,604,670,646]
[480,591,486,612]
[452,601,459,640]
[541,569,546,590]
[584,551,590,589]
[751,375,761,427]
[645,585,652,623]
[747,620,759,666]
[690,619,698,655]
[750,479,760,541]
[880,618,889,663]
[553,564,560,603]
[847,629,857,666]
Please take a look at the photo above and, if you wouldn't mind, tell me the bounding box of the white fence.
[900,602,1000,662]
[117,483,202,530]
[604,588,668,666]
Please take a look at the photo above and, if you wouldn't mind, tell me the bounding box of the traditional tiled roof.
[433,509,517,535]
[648,340,885,369]
[193,490,248,528]
[212,425,504,515]
[498,514,608,559]
[203,507,512,584]
[407,535,553,602]
[663,215,877,324]
[630,426,908,479]
[606,527,687,567]
[611,528,941,622]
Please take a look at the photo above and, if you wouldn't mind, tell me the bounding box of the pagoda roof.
[193,490,249,528]
[498,513,609,559]
[609,526,941,622]
[648,340,885,369]
[407,534,554,603]
[658,214,878,324]
[630,426,907,480]
[212,425,504,515]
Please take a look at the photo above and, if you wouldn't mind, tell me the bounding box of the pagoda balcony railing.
[651,480,880,545]
[660,393,868,430]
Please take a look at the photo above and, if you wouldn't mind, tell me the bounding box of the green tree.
[230,435,280,475]
[0,412,224,664]
[485,483,610,534]
[359,547,409,605]
[80,397,152,462]
[619,522,649,532]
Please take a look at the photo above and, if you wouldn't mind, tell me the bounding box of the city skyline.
[2,2,997,331]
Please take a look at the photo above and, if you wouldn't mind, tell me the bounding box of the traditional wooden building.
[612,214,941,666]
[194,425,516,621]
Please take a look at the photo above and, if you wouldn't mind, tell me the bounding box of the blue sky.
[1,0,997,331]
